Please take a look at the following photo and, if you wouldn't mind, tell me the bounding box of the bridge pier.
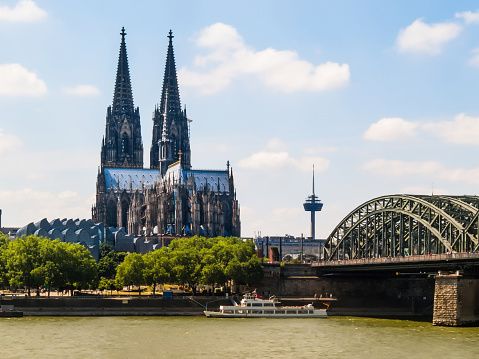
[433,273,479,326]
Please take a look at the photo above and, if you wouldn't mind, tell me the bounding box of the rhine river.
[1,316,479,358]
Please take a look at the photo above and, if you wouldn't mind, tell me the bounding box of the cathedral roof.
[112,27,135,116]
[165,162,230,193]
[104,168,160,191]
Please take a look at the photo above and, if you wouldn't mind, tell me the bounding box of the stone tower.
[150,30,191,175]
[101,27,143,169]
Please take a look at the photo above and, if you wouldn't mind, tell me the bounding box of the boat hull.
[204,310,327,318]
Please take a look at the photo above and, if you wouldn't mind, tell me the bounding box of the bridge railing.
[312,252,479,267]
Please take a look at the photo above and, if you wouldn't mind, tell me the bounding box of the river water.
[1,316,479,358]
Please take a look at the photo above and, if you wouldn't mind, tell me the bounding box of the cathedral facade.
[92,28,240,238]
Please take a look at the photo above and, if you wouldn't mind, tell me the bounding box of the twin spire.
[112,27,134,116]
[106,27,190,173]
[160,29,181,117]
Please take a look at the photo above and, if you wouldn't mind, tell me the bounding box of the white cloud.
[63,85,100,96]
[179,23,350,94]
[238,150,329,172]
[363,117,418,142]
[0,63,47,96]
[362,158,479,186]
[468,48,479,66]
[422,113,479,145]
[238,151,293,169]
[364,114,479,146]
[0,188,91,226]
[396,19,462,55]
[362,158,442,176]
[266,138,288,150]
[0,0,47,23]
[0,129,22,153]
[455,10,479,24]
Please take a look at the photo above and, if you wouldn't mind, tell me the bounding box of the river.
[1,316,478,358]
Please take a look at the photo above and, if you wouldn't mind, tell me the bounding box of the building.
[254,235,326,262]
[0,209,19,237]
[92,28,240,238]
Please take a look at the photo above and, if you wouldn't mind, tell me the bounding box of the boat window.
[252,303,262,307]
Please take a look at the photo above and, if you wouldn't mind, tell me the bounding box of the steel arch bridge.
[324,194,479,261]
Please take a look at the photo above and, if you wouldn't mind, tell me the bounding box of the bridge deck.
[311,252,479,272]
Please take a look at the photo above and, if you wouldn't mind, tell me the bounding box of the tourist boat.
[204,293,327,318]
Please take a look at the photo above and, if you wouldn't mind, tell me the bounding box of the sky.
[2,1,479,239]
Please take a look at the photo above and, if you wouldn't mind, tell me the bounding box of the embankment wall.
[1,296,231,316]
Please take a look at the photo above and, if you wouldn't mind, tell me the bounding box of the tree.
[99,277,122,295]
[116,253,145,295]
[0,233,9,287]
[53,241,98,295]
[5,235,44,295]
[98,243,119,279]
[169,238,203,294]
[224,239,263,289]
[144,248,171,295]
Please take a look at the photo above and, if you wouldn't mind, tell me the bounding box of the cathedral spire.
[100,27,143,169]
[112,27,135,115]
[151,30,191,174]
[160,30,181,115]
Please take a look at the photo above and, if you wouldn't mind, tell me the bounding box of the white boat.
[204,293,327,318]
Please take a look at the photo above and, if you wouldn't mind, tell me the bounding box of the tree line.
[0,234,263,296]
[0,234,97,296]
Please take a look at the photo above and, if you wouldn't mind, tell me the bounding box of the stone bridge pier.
[433,273,479,326]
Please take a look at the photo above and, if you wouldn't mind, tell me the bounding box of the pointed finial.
[168,29,174,42]
[121,27,126,39]
[227,160,230,174]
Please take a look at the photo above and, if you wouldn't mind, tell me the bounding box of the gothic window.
[121,200,129,228]
[106,200,118,228]
[121,133,130,154]
[222,202,232,236]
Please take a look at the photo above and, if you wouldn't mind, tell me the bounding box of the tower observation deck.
[303,165,323,239]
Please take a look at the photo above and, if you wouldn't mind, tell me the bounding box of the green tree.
[144,248,171,295]
[169,238,203,294]
[116,252,145,295]
[0,233,9,287]
[98,243,119,279]
[98,277,122,295]
[224,239,263,289]
[50,241,98,295]
[5,235,44,295]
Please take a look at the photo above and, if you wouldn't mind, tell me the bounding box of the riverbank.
[0,295,231,316]
[0,295,432,320]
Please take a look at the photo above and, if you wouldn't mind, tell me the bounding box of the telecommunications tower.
[303,165,323,239]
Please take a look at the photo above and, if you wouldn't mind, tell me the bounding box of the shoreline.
[0,295,432,320]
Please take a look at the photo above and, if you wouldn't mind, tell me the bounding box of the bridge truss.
[324,195,479,261]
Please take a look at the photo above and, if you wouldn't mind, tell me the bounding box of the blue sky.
[2,0,479,239]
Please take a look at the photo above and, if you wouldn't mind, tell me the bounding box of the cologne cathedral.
[92,28,241,238]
